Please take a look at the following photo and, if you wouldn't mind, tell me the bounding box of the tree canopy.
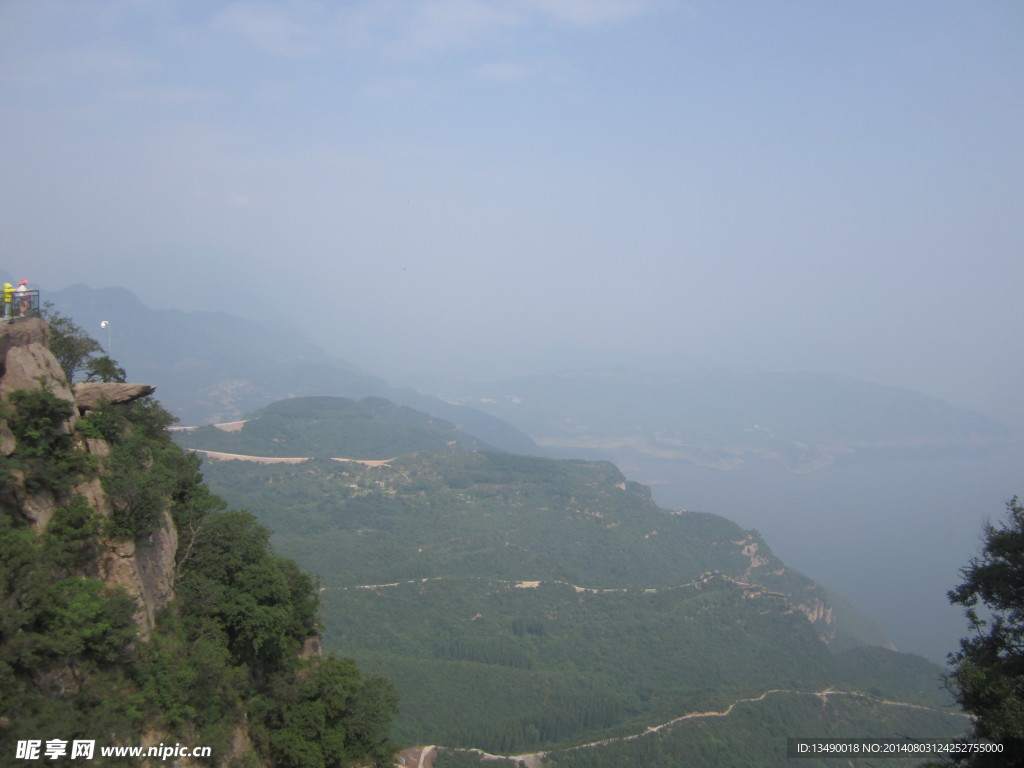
[40,304,104,383]
[947,497,1024,764]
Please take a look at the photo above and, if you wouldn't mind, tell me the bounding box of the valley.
[174,396,969,765]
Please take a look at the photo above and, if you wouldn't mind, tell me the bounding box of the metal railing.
[2,289,41,322]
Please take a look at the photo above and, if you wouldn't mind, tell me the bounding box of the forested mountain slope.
[177,395,968,766]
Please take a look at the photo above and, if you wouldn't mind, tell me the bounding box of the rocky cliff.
[0,317,175,637]
[0,318,397,767]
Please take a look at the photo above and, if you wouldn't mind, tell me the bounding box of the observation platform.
[2,289,41,322]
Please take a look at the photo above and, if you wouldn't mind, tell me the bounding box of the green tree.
[947,497,1024,764]
[85,355,127,383]
[253,657,399,768]
[40,304,103,383]
[176,510,320,676]
[7,387,91,495]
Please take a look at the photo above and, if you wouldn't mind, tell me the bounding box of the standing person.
[15,278,29,317]
[2,282,12,322]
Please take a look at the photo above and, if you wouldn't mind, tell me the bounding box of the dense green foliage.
[177,509,319,677]
[251,656,398,767]
[98,398,200,539]
[6,387,93,495]
[945,497,1024,765]
[0,495,141,763]
[340,580,957,752]
[190,450,763,589]
[183,397,964,759]
[135,504,398,765]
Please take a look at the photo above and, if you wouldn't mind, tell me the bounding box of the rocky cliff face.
[0,319,73,406]
[0,318,176,638]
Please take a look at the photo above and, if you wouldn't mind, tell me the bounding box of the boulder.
[0,318,74,408]
[74,382,157,411]
[99,509,179,639]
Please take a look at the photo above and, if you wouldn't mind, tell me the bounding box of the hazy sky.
[2,1,1022,426]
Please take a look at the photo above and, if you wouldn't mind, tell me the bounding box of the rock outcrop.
[0,318,75,425]
[0,318,176,638]
[100,510,179,637]
[73,381,157,411]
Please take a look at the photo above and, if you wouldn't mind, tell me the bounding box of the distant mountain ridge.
[176,396,493,459]
[441,367,1013,474]
[38,280,539,454]
[37,277,1010,475]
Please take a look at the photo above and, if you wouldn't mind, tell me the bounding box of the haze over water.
[644,441,1024,663]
